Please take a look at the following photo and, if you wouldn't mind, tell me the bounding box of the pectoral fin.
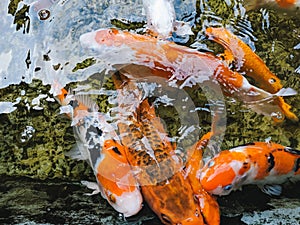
[259,184,282,196]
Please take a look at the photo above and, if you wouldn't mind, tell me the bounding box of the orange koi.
[200,141,300,196]
[184,132,220,225]
[275,0,298,8]
[80,28,296,122]
[243,0,300,10]
[55,88,143,217]
[112,73,207,225]
[205,27,298,122]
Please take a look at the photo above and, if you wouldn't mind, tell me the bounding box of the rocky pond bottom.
[0,175,299,225]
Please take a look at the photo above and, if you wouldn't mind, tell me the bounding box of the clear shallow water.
[0,0,300,224]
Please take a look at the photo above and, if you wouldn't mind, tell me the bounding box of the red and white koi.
[56,88,143,217]
[79,28,296,122]
[200,141,300,196]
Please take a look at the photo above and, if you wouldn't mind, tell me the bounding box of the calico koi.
[205,27,298,122]
[56,88,143,217]
[80,28,296,122]
[200,141,300,196]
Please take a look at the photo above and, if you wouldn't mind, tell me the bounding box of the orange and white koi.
[56,88,143,217]
[200,141,300,196]
[80,28,296,122]
[112,73,210,225]
[243,0,300,10]
[205,27,298,122]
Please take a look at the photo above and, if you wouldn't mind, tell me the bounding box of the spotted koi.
[200,141,300,196]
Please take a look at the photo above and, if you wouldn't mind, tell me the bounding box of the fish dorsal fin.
[284,147,300,156]
[259,184,282,196]
[274,87,297,97]
[73,94,99,112]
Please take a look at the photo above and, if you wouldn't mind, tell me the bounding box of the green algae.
[72,57,96,72]
[7,0,23,15]
[111,18,145,31]
[0,80,93,180]
[8,0,31,34]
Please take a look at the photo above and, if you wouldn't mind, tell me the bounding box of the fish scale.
[115,81,180,185]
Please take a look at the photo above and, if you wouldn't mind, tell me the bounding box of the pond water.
[0,0,300,224]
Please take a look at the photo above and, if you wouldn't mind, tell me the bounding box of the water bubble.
[17,126,36,144]
[271,112,283,120]
[38,9,51,21]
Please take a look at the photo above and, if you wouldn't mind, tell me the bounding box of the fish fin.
[59,105,73,115]
[283,147,300,156]
[73,93,99,112]
[264,137,272,143]
[274,87,297,97]
[259,184,282,196]
[173,21,193,36]
[65,144,88,161]
[81,180,101,195]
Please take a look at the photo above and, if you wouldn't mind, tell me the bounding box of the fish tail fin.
[275,87,297,97]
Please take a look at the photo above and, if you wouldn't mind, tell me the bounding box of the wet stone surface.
[0,175,299,225]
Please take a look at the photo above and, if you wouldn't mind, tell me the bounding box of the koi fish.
[243,0,300,10]
[80,28,296,122]
[143,0,176,38]
[112,73,207,225]
[143,0,193,38]
[205,27,298,122]
[200,141,300,196]
[184,132,220,225]
[56,88,143,217]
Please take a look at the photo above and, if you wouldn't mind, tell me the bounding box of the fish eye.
[207,160,215,168]
[193,194,199,204]
[268,78,276,84]
[223,184,232,191]
[108,194,116,203]
[161,214,172,225]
